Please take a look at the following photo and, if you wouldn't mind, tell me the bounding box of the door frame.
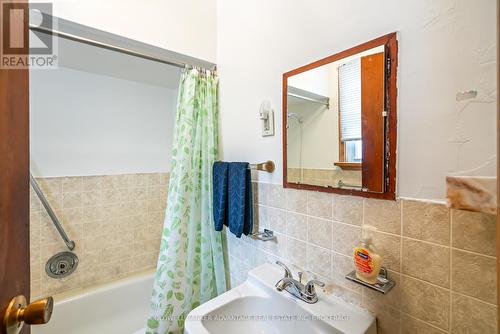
[0,0,30,333]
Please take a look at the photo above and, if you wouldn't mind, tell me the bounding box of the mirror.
[283,33,397,199]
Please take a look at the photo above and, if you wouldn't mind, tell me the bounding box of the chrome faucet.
[275,261,325,304]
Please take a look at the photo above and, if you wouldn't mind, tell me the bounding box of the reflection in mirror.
[286,45,385,192]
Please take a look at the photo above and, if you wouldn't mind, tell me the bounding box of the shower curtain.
[146,68,226,334]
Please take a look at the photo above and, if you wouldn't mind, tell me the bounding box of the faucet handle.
[305,279,325,296]
[275,261,293,279]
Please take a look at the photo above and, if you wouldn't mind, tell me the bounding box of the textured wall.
[217,0,497,200]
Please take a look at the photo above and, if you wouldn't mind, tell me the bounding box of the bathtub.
[33,272,153,334]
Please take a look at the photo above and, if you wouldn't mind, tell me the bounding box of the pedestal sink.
[185,262,377,334]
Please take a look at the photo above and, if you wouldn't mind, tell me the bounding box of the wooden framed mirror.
[282,33,398,199]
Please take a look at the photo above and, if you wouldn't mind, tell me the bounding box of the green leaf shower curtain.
[146,68,226,334]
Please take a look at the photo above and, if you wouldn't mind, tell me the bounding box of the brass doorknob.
[3,295,53,334]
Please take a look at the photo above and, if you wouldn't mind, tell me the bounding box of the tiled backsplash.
[30,173,169,300]
[227,182,497,334]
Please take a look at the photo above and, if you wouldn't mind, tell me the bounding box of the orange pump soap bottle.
[353,226,382,285]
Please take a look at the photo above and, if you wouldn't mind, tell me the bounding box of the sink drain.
[45,251,79,278]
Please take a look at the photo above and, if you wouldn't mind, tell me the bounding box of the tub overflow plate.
[45,251,79,278]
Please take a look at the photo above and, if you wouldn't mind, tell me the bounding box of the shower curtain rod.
[29,14,217,70]
[30,25,184,69]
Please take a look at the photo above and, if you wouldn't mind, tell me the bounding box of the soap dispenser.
[353,226,382,285]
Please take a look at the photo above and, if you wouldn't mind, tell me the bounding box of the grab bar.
[30,173,76,251]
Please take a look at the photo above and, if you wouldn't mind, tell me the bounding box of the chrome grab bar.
[30,173,76,251]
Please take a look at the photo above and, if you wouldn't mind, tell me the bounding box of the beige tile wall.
[227,182,497,334]
[30,173,169,300]
[287,167,361,187]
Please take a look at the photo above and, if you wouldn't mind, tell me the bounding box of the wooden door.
[360,52,385,193]
[0,1,30,333]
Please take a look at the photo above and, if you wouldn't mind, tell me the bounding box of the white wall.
[287,101,335,169]
[30,67,177,177]
[46,0,217,62]
[287,64,337,170]
[288,65,329,96]
[217,0,497,201]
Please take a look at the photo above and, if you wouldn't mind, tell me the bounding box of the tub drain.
[45,251,79,278]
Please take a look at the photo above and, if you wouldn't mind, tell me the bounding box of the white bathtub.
[33,272,153,334]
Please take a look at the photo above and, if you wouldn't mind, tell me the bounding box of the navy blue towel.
[213,162,229,231]
[228,162,253,238]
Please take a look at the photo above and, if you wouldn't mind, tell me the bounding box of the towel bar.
[249,160,275,173]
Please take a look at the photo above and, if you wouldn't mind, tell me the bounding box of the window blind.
[338,58,361,142]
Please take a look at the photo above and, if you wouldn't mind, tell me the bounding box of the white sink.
[185,262,377,334]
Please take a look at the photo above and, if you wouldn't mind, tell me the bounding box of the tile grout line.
[401,311,450,334]
[399,271,450,290]
[360,198,366,304]
[399,199,404,333]
[449,209,453,332]
[398,271,498,308]
[451,290,498,308]
[331,195,336,281]
[448,246,496,260]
